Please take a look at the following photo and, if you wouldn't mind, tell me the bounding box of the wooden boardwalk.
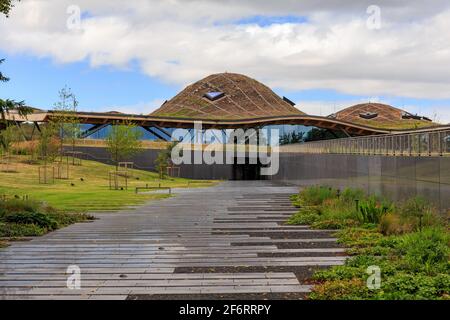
[0,181,346,300]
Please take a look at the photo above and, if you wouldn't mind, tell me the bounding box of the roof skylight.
[359,112,378,119]
[204,92,225,101]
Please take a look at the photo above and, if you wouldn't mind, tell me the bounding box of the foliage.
[396,227,449,274]
[379,197,442,236]
[0,99,33,134]
[0,0,19,17]
[298,185,338,206]
[0,198,94,238]
[336,227,384,247]
[378,273,450,300]
[0,60,33,125]
[37,123,59,163]
[0,58,9,81]
[106,121,143,170]
[154,142,178,179]
[340,188,365,203]
[304,128,347,142]
[313,265,364,281]
[311,219,359,230]
[0,198,41,214]
[1,58,32,155]
[51,86,81,156]
[289,194,302,207]
[279,132,304,145]
[357,196,392,224]
[3,211,58,230]
[0,222,47,237]
[286,210,319,225]
[0,125,21,153]
[0,155,214,212]
[309,278,370,300]
[288,187,363,227]
[289,185,449,300]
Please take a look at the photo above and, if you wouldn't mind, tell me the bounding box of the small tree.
[106,121,143,171]
[38,123,59,164]
[0,125,19,155]
[154,142,178,179]
[52,86,81,159]
[0,59,33,148]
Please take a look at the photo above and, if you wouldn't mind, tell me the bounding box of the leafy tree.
[0,59,33,147]
[51,86,81,158]
[304,128,346,142]
[0,0,19,17]
[280,131,304,145]
[106,122,143,171]
[0,59,9,82]
[37,123,59,164]
[154,142,177,179]
[0,125,19,154]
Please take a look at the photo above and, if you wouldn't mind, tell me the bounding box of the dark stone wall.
[72,146,450,211]
[70,146,234,180]
[272,153,450,213]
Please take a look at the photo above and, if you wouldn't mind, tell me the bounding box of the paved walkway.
[0,181,346,300]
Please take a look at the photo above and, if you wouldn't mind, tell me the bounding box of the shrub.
[396,227,449,274]
[358,196,392,224]
[378,273,450,300]
[299,186,338,206]
[345,254,385,268]
[3,211,58,230]
[0,222,47,237]
[336,228,384,247]
[340,188,366,203]
[0,199,41,215]
[319,199,360,222]
[309,278,370,300]
[313,266,363,281]
[347,245,392,256]
[312,219,359,230]
[290,194,302,208]
[379,213,414,236]
[393,197,442,232]
[286,211,319,225]
[47,212,95,227]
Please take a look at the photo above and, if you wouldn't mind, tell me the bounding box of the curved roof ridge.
[150,72,305,120]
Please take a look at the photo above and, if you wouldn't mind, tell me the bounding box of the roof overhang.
[5,110,449,136]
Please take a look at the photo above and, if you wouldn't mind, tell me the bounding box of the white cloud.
[1,0,450,120]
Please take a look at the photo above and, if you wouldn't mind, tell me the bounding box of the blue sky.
[232,15,308,26]
[0,51,177,114]
[1,1,450,123]
[1,49,449,123]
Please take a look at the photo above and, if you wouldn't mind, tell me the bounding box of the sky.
[1,0,450,123]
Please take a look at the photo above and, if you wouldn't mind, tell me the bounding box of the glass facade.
[79,124,344,145]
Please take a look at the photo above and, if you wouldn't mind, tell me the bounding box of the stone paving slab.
[0,181,347,300]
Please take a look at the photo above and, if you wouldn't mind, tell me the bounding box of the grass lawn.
[0,155,217,212]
